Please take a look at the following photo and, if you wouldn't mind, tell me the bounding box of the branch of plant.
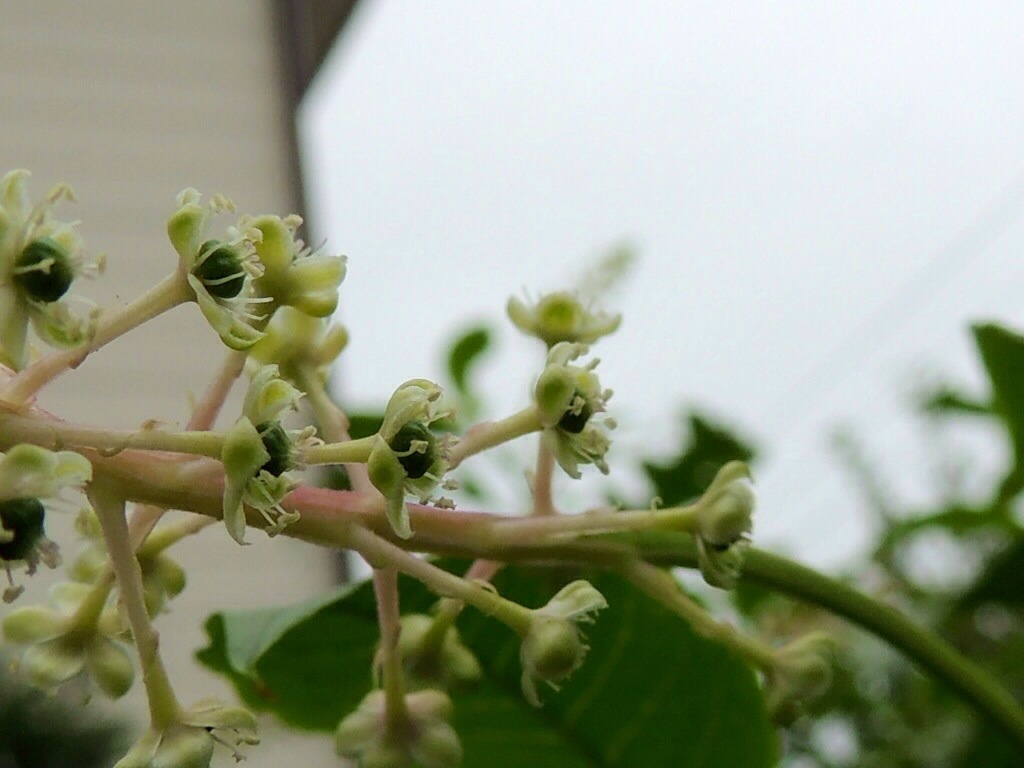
[88,478,182,728]
[5,428,1019,751]
[372,566,410,732]
[446,406,544,469]
[4,271,193,404]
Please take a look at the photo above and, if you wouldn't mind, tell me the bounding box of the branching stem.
[4,271,192,403]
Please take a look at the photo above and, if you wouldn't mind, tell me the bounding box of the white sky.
[299,1,1024,569]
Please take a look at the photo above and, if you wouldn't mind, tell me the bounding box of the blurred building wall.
[0,2,337,765]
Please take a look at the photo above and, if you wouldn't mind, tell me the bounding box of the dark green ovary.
[0,498,46,562]
[558,393,593,434]
[14,238,74,303]
[389,421,436,479]
[257,422,291,477]
[194,240,246,299]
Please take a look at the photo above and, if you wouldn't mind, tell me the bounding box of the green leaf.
[643,412,757,507]
[447,326,492,398]
[198,564,777,765]
[919,385,991,418]
[973,323,1024,498]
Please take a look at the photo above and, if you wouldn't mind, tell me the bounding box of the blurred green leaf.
[973,323,1024,499]
[0,664,126,768]
[643,412,756,506]
[959,537,1024,608]
[447,326,492,397]
[919,386,991,418]
[198,563,776,766]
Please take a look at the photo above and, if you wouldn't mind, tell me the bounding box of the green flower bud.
[193,240,245,299]
[697,474,755,548]
[519,580,607,706]
[521,615,585,686]
[765,632,836,726]
[14,237,75,303]
[85,635,135,698]
[693,462,756,590]
[397,614,481,690]
[335,689,461,768]
[2,604,65,643]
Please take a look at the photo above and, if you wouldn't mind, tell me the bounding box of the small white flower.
[533,342,615,478]
[221,365,313,544]
[367,380,450,539]
[335,689,461,768]
[0,444,91,601]
[0,170,101,370]
[167,189,269,351]
[507,290,621,347]
[248,213,347,318]
[694,462,755,590]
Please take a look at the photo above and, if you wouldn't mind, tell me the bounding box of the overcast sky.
[299,1,1024,570]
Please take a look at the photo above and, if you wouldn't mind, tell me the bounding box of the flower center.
[389,421,436,479]
[536,293,582,340]
[558,393,592,434]
[0,498,46,562]
[194,240,246,299]
[256,421,292,476]
[14,238,75,303]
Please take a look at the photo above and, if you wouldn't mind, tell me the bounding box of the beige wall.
[1,2,337,765]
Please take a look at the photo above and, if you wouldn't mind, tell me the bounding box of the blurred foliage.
[199,562,777,767]
[0,662,125,768]
[742,322,1024,767]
